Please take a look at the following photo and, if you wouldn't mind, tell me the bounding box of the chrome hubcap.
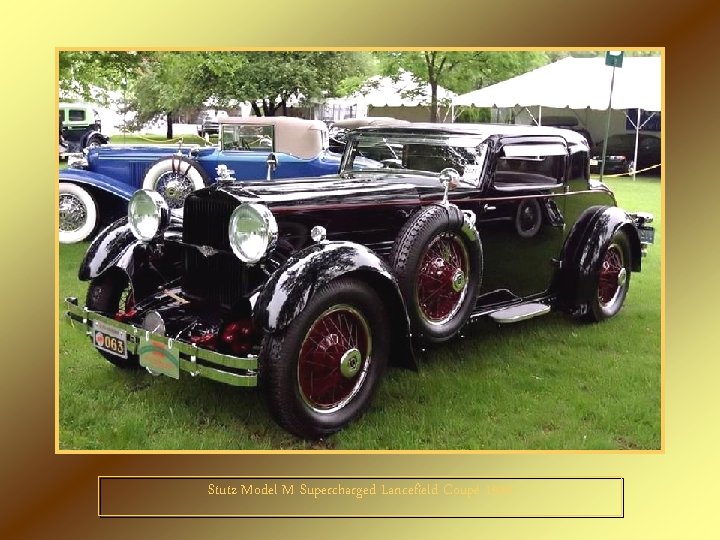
[339,348,362,378]
[451,269,466,292]
[59,193,87,232]
[156,173,194,209]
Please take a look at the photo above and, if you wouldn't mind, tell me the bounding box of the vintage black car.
[64,123,655,440]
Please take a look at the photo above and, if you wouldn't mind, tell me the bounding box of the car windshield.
[342,131,489,183]
[221,124,274,151]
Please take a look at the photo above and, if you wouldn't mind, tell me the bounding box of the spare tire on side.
[390,204,483,343]
[142,156,210,209]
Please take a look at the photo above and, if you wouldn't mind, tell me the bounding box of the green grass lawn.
[58,177,661,450]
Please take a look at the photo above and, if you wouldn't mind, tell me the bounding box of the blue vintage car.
[59,116,346,243]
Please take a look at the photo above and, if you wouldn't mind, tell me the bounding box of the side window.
[495,143,567,186]
[68,109,86,122]
[568,151,588,180]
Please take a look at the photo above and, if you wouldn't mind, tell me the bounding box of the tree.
[129,52,211,139]
[181,51,373,116]
[59,51,144,104]
[376,51,549,122]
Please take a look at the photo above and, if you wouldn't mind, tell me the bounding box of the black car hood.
[208,174,429,210]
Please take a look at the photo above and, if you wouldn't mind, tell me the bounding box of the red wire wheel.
[297,305,372,413]
[415,234,470,324]
[598,244,627,308]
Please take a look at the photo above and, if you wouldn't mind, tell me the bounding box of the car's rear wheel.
[142,156,208,209]
[585,230,632,321]
[59,183,98,244]
[259,278,390,439]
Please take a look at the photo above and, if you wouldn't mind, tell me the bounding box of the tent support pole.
[600,65,617,182]
[633,108,641,181]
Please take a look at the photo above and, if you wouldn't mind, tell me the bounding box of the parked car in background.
[64,122,654,439]
[590,133,661,176]
[59,102,109,153]
[59,116,359,244]
[196,109,228,138]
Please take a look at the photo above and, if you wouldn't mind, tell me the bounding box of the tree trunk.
[251,102,262,117]
[430,82,438,123]
[166,112,173,139]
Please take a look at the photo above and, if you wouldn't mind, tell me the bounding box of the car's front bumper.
[64,297,258,387]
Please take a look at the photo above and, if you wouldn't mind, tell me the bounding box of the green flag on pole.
[605,51,624,68]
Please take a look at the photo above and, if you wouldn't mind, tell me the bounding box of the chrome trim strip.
[65,299,257,387]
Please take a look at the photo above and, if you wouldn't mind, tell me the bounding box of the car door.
[473,140,569,301]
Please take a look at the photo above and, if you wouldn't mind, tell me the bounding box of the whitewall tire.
[59,183,98,244]
[141,157,207,209]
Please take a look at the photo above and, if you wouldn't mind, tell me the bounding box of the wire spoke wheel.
[59,193,87,232]
[297,305,371,414]
[415,234,470,325]
[598,244,626,308]
[154,171,196,209]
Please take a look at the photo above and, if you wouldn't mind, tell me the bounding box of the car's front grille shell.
[183,194,237,250]
[182,193,246,307]
[183,249,247,307]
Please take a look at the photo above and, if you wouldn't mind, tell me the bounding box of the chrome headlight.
[228,203,278,263]
[128,190,169,242]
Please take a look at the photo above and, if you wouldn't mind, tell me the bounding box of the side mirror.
[266,152,278,180]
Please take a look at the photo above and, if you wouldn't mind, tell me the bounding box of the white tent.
[453,57,661,178]
[452,56,660,112]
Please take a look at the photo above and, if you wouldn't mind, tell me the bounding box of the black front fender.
[254,241,417,370]
[79,218,141,281]
[78,217,181,302]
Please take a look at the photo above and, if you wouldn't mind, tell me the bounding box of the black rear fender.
[557,205,642,312]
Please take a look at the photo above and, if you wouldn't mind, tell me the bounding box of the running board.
[489,303,551,324]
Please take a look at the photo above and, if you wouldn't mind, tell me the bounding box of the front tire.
[142,156,208,209]
[259,278,390,439]
[86,272,140,369]
[59,183,98,244]
[586,230,632,321]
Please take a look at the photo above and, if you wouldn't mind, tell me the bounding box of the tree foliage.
[60,50,659,134]
[376,51,549,122]
[175,51,373,116]
[59,51,144,104]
